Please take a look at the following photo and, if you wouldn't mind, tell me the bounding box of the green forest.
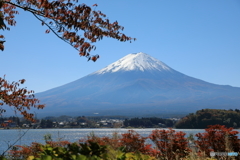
[124,117,175,128]
[175,109,240,129]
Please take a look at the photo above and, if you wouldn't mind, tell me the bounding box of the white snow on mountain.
[93,52,172,74]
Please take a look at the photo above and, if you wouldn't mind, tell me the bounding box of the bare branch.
[1,129,30,156]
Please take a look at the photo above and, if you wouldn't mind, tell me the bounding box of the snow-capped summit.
[36,52,240,117]
[93,52,172,74]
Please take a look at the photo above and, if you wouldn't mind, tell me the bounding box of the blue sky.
[1,0,240,93]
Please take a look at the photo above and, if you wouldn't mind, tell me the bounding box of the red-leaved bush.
[7,125,240,159]
[80,132,121,149]
[8,142,42,159]
[119,130,153,155]
[195,124,240,157]
[149,128,190,159]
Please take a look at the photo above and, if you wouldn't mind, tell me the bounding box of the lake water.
[1,128,240,153]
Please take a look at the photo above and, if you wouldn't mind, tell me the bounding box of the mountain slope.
[36,52,240,116]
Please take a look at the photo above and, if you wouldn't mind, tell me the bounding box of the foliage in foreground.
[1,125,240,160]
[0,77,45,123]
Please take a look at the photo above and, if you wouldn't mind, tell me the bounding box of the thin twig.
[3,1,78,50]
[1,128,29,156]
[32,13,78,51]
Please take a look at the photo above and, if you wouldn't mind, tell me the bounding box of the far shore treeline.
[1,109,240,129]
[175,108,240,129]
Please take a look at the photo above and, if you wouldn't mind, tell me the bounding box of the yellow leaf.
[27,156,35,160]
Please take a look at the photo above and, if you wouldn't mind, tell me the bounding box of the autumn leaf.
[91,56,98,62]
[0,43,4,51]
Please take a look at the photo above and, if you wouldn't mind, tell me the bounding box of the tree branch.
[1,129,30,156]
[3,1,81,51]
[32,13,78,51]
[3,1,44,17]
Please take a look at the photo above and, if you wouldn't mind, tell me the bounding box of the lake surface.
[1,128,240,153]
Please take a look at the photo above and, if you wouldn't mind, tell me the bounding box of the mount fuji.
[36,52,240,116]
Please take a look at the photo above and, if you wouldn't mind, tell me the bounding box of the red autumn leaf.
[91,56,97,62]
[0,43,4,51]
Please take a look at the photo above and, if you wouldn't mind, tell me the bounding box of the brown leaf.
[0,43,4,51]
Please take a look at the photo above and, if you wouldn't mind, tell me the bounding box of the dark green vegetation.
[124,117,175,128]
[175,109,240,129]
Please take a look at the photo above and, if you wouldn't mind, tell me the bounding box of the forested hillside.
[175,109,240,129]
[124,117,175,128]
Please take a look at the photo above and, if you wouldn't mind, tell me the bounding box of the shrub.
[149,128,190,159]
[8,142,43,159]
[80,131,121,150]
[119,130,153,155]
[195,124,240,157]
[5,126,240,160]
